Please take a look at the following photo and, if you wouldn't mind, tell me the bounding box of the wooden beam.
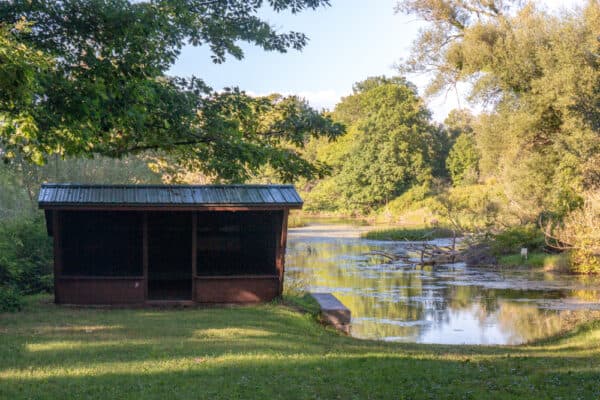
[39,205,301,212]
[52,210,62,304]
[277,209,289,296]
[191,212,197,301]
[142,212,148,301]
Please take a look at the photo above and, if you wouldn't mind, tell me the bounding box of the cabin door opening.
[147,212,192,300]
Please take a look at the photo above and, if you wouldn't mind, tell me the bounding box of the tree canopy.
[305,76,443,213]
[398,0,600,218]
[0,0,343,182]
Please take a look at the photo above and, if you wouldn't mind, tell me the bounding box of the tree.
[447,132,479,186]
[445,110,478,186]
[398,0,600,219]
[0,0,343,182]
[306,76,440,213]
[0,20,52,165]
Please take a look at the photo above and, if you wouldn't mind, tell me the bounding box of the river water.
[285,222,600,345]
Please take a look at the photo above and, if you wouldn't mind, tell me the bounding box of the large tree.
[306,76,441,213]
[0,0,343,182]
[398,0,600,218]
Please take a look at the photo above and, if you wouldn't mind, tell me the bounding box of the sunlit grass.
[1,295,600,399]
[361,227,457,241]
[498,252,570,270]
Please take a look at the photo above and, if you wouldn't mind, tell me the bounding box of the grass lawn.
[362,227,458,241]
[498,252,570,271]
[2,295,600,399]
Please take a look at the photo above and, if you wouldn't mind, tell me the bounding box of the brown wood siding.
[194,276,279,303]
[56,277,145,304]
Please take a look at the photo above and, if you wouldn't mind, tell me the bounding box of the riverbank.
[2,295,600,399]
[361,227,457,241]
[358,226,572,272]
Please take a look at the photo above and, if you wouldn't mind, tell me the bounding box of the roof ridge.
[38,183,303,208]
[40,183,296,188]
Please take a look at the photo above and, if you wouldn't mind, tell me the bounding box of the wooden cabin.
[38,183,302,305]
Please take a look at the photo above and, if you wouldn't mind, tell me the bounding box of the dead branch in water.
[367,239,468,267]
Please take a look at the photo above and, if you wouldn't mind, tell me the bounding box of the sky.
[169,0,585,122]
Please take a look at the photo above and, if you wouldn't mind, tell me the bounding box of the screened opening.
[61,211,143,276]
[148,212,192,300]
[196,211,282,276]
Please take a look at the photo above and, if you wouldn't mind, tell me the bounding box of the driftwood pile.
[368,236,465,267]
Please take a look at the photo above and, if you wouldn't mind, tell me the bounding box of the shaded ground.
[1,296,600,399]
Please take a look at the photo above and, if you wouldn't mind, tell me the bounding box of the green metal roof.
[38,183,303,209]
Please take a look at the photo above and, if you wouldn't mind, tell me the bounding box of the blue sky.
[169,0,584,122]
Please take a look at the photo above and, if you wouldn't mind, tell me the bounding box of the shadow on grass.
[1,298,600,399]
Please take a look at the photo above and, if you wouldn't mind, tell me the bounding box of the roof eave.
[38,203,303,211]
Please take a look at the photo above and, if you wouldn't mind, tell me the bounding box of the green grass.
[498,252,549,268]
[362,227,457,241]
[2,295,600,399]
[498,252,570,271]
[287,214,308,228]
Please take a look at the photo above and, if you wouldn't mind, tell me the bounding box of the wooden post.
[191,212,197,301]
[142,212,148,301]
[52,211,62,304]
[277,209,289,296]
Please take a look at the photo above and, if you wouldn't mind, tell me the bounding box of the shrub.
[0,285,23,312]
[434,183,515,232]
[543,253,571,272]
[545,192,600,274]
[491,224,546,256]
[447,132,480,186]
[287,213,307,228]
[0,216,53,295]
[499,252,548,268]
[384,184,432,215]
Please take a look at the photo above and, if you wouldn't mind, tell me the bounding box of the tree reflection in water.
[285,225,600,344]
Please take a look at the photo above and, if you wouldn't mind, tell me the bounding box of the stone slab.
[310,292,351,332]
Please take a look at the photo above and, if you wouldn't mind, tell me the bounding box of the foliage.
[378,183,433,216]
[491,224,546,256]
[447,132,479,186]
[0,154,161,217]
[545,191,600,274]
[0,19,53,165]
[3,298,600,398]
[287,213,308,228]
[542,253,571,272]
[0,216,53,295]
[305,76,443,213]
[433,183,511,232]
[0,0,343,182]
[498,253,549,268]
[362,227,456,241]
[398,0,600,221]
[0,285,23,312]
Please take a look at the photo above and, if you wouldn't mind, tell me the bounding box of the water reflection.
[285,224,600,344]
